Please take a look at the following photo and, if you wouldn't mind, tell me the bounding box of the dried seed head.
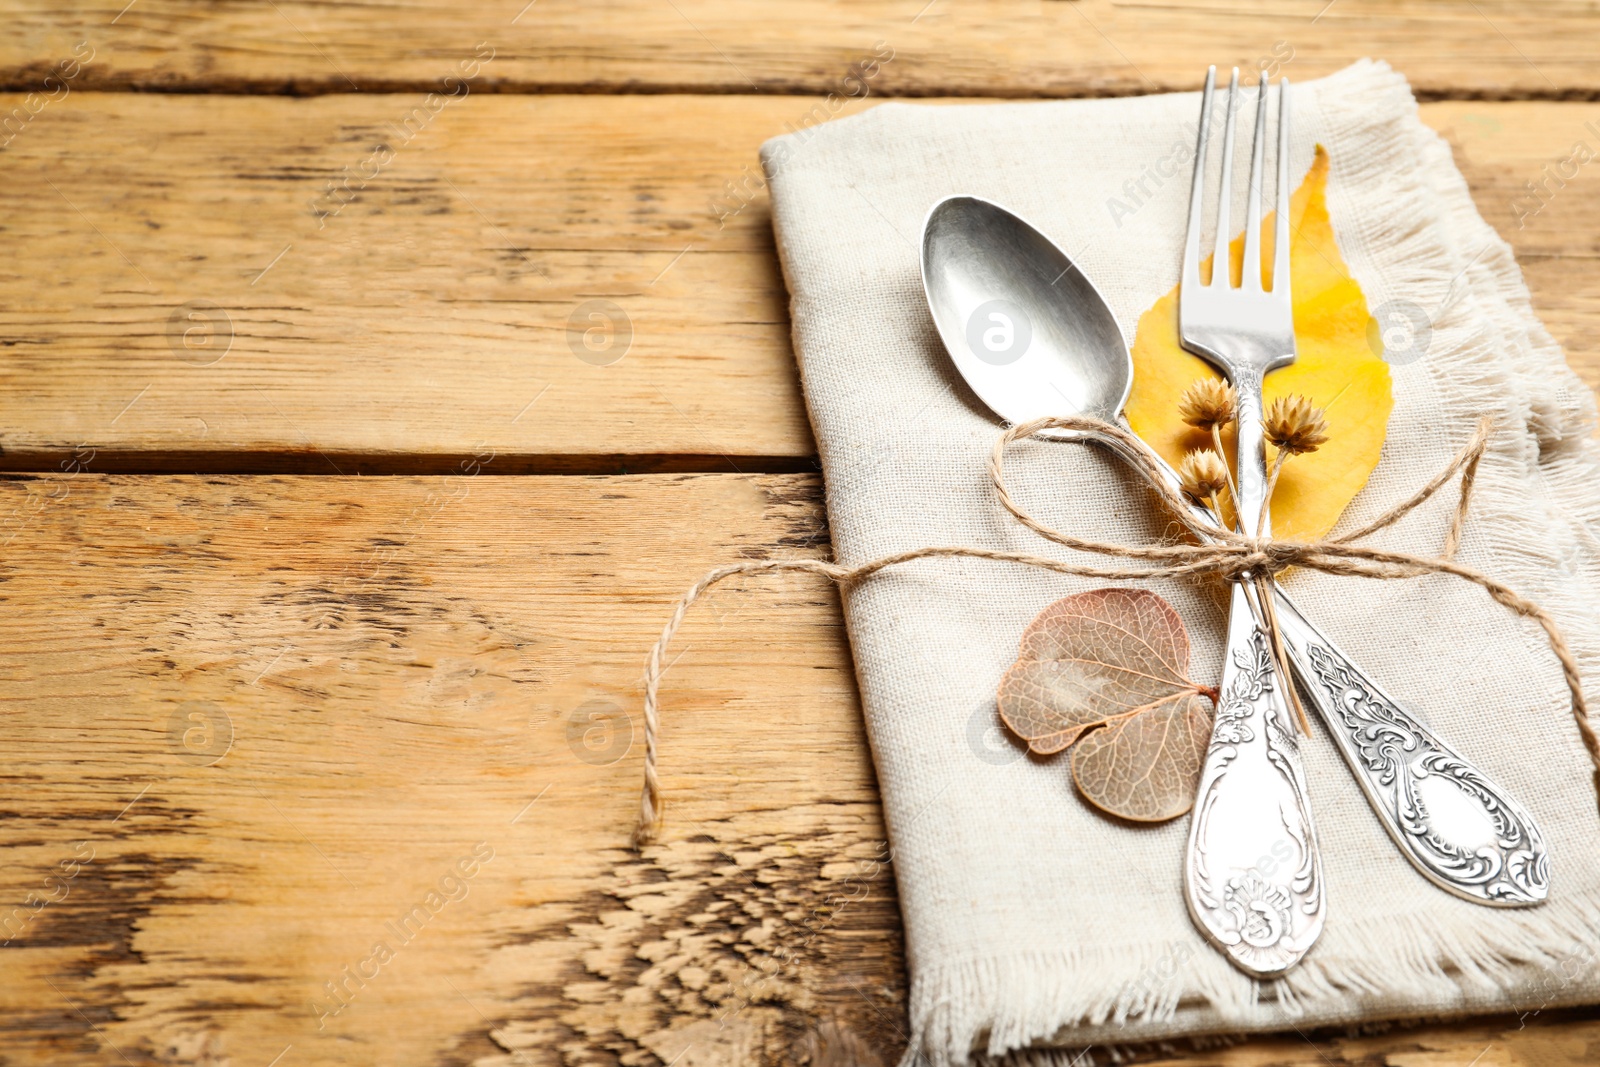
[1178,449,1231,501]
[1178,378,1238,431]
[1264,394,1330,455]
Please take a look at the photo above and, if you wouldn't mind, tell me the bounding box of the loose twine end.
[631,414,1598,849]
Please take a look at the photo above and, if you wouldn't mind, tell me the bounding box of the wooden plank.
[0,95,1596,472]
[0,469,1593,1064]
[0,91,824,473]
[7,1,1600,98]
[0,469,884,1064]
[1425,102,1600,397]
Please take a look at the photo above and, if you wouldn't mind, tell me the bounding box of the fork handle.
[1273,594,1549,905]
[1184,581,1325,975]
[1232,370,1271,538]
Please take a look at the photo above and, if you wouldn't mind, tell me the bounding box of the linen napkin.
[761,60,1600,1064]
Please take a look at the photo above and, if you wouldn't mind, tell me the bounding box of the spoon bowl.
[920,196,1133,436]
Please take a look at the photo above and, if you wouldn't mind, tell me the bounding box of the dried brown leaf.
[997,588,1215,822]
[1070,692,1214,821]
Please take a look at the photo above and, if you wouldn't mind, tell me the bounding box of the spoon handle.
[1271,594,1549,904]
[1182,376,1326,976]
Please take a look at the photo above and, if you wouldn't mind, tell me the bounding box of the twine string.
[633,415,1599,848]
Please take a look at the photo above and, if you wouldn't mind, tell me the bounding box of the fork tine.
[1273,78,1292,296]
[1182,66,1216,294]
[1211,67,1239,287]
[1241,73,1269,292]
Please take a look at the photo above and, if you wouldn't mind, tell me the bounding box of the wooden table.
[3,4,1599,1064]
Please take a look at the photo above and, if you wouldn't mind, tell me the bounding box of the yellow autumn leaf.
[1125,145,1392,542]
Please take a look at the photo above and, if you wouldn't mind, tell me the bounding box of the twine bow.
[633,415,1599,847]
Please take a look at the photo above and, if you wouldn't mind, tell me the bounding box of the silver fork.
[1176,68,1550,976]
[1179,67,1324,976]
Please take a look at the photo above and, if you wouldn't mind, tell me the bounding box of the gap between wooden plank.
[8,0,1600,100]
[6,81,1600,103]
[0,449,822,476]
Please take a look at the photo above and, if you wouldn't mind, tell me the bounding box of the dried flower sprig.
[1172,388,1329,738]
[1259,393,1331,531]
[1178,378,1240,505]
[1178,378,1237,431]
[1178,448,1230,510]
[1264,394,1330,457]
[1252,391,1331,735]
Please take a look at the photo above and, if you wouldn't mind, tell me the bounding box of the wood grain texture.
[0,469,1594,1065]
[0,469,895,1065]
[6,1,1600,99]
[2,94,1599,472]
[1426,101,1600,394]
[0,91,824,473]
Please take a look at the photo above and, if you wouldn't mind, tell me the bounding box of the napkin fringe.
[1326,57,1600,749]
[897,940,1242,1067]
[902,882,1600,1066]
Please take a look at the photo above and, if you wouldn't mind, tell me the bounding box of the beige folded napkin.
[761,60,1600,1065]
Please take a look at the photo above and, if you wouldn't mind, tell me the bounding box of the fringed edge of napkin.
[899,59,1600,1067]
[907,883,1600,1063]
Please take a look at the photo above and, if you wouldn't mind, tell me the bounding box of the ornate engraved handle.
[1273,594,1549,906]
[1185,582,1326,976]
[1097,424,1552,910]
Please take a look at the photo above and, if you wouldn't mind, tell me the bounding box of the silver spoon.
[920,193,1548,909]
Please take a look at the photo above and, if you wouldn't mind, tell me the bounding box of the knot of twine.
[632,415,1600,847]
